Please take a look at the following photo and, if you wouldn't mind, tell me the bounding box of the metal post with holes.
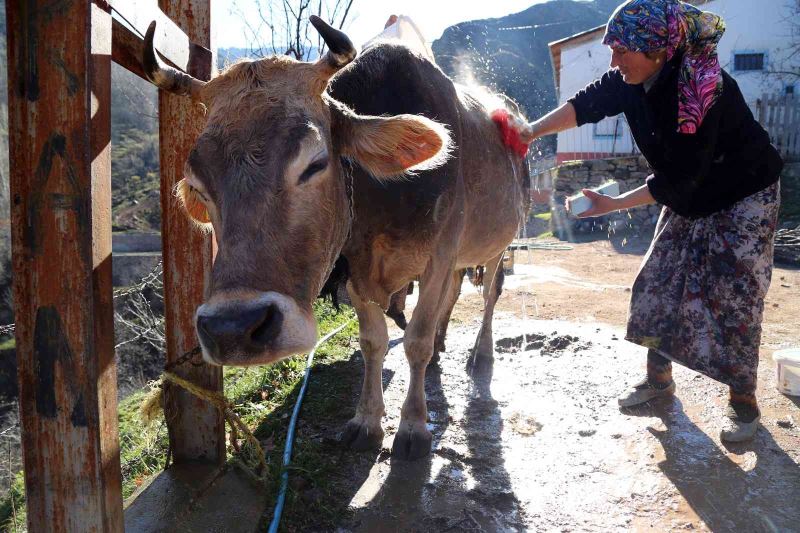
[6,0,123,530]
[157,0,225,464]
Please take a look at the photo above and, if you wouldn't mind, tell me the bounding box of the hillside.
[432,0,619,153]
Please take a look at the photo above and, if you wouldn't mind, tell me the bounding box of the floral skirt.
[626,182,780,393]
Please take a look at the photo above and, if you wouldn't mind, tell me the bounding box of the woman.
[522,0,783,442]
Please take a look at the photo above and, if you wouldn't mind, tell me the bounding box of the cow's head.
[144,18,450,365]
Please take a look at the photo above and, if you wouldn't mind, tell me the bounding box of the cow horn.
[309,15,357,70]
[143,21,206,98]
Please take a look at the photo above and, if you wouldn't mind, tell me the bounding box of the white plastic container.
[773,348,800,396]
[567,181,620,217]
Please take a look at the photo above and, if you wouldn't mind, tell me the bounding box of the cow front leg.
[341,281,388,451]
[393,260,454,460]
[468,252,504,371]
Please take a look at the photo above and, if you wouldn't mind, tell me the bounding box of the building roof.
[548,25,605,96]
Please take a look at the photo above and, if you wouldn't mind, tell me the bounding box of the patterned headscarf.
[603,0,726,134]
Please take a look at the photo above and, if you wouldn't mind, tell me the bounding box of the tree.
[766,0,800,82]
[231,0,355,61]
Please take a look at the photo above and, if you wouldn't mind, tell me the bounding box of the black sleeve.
[645,98,723,216]
[567,69,625,126]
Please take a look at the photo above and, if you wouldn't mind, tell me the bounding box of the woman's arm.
[522,69,625,142]
[521,102,577,142]
[569,184,657,218]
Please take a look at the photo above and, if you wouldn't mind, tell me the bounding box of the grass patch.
[0,338,14,351]
[534,212,552,222]
[0,299,359,531]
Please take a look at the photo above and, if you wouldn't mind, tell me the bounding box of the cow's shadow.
[258,336,523,531]
[624,397,800,531]
[342,344,524,531]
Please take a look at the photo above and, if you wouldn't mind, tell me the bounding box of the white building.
[548,0,799,164]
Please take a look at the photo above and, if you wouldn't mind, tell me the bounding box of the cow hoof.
[341,419,384,451]
[391,421,432,460]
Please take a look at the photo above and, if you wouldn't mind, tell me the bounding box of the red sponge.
[491,108,530,158]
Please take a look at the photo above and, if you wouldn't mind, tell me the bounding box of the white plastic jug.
[568,181,620,217]
[773,348,800,396]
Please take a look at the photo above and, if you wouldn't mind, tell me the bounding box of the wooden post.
[6,1,123,530]
[157,0,224,464]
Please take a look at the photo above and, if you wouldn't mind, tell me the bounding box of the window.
[734,53,765,71]
[593,117,623,138]
[786,84,795,96]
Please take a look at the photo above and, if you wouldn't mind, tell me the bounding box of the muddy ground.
[298,236,800,533]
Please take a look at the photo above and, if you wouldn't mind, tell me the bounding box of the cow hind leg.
[341,281,389,451]
[432,269,466,365]
[468,252,504,371]
[393,257,455,460]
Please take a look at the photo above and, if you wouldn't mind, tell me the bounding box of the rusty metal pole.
[158,0,224,464]
[6,1,123,531]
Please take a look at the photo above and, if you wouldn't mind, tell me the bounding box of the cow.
[143,16,529,460]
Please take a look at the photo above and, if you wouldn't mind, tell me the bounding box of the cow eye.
[190,185,210,203]
[298,157,329,184]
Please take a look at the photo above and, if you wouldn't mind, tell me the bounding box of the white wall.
[556,35,636,158]
[555,0,798,160]
[709,0,798,105]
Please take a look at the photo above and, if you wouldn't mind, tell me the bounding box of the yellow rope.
[140,371,269,480]
[138,319,356,484]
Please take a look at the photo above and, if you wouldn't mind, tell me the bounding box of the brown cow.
[143,17,529,459]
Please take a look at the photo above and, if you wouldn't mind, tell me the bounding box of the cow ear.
[175,179,212,229]
[332,103,451,179]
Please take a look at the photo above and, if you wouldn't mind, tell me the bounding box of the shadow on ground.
[624,397,800,531]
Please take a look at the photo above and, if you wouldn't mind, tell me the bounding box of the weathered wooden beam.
[6,0,123,531]
[111,12,212,82]
[157,0,225,464]
[108,0,210,74]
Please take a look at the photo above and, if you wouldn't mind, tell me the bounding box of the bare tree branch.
[232,0,357,61]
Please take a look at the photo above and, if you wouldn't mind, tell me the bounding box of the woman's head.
[609,46,667,85]
[602,0,725,133]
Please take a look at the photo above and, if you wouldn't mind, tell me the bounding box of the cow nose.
[197,303,283,356]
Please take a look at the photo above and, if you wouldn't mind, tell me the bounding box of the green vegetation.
[0,300,360,531]
[0,473,24,532]
[110,127,161,232]
[779,170,800,225]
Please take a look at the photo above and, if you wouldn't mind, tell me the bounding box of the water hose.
[268,319,354,533]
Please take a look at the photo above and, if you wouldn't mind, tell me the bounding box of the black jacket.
[568,56,783,218]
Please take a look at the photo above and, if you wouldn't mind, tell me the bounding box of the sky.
[211,0,550,51]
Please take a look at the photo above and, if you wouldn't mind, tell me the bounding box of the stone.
[591,159,612,172]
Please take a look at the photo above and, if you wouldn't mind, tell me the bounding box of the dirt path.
[317,238,800,532]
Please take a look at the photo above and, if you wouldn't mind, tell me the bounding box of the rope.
[268,319,354,533]
[140,365,269,481]
[139,319,355,494]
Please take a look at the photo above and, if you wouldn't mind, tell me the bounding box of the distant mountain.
[218,47,253,70]
[432,0,620,153]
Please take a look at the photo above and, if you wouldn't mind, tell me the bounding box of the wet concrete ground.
[335,316,800,532]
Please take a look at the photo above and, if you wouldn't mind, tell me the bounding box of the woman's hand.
[518,121,538,144]
[566,189,621,218]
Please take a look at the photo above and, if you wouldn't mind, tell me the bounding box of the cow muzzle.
[196,292,317,365]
